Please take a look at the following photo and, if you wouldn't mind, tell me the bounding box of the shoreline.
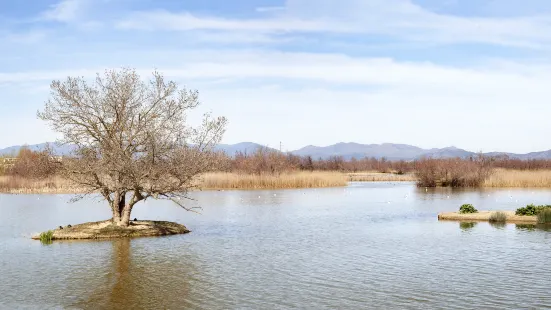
[0,172,413,194]
[438,211,537,224]
[4,168,551,194]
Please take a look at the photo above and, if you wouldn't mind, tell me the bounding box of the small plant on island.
[459,204,478,214]
[39,230,54,244]
[489,211,507,223]
[515,204,551,216]
[537,208,551,224]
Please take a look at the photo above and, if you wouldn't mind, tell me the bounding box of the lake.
[1,182,551,309]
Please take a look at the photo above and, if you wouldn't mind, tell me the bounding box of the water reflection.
[489,222,507,229]
[69,238,198,309]
[516,223,551,231]
[459,222,478,231]
[3,184,551,309]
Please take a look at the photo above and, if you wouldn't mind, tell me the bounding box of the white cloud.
[116,10,327,32]
[2,50,551,95]
[115,0,551,48]
[41,0,87,22]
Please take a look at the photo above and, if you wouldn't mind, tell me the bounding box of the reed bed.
[0,176,82,194]
[347,172,416,182]
[199,171,348,190]
[484,169,551,187]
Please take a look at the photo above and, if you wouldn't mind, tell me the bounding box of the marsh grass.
[39,230,54,244]
[0,176,81,194]
[347,172,416,182]
[489,211,507,223]
[199,171,348,189]
[484,169,551,187]
[537,208,551,224]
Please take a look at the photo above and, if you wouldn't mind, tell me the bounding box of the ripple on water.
[1,184,551,309]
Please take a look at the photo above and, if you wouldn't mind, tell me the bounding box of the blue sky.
[1,0,551,153]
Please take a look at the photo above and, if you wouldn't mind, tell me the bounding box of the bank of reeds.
[0,176,81,194]
[347,172,416,182]
[484,169,551,187]
[198,171,348,190]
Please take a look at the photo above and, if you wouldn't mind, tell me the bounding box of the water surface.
[1,182,551,309]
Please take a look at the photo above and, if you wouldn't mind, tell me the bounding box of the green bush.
[459,204,478,214]
[489,211,507,223]
[537,209,551,224]
[515,204,551,216]
[39,230,54,244]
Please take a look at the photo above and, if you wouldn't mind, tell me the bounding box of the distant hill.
[290,143,551,160]
[0,142,271,157]
[214,142,275,156]
[1,141,551,160]
[292,143,427,160]
[0,143,75,156]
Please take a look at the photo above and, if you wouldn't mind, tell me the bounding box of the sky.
[1,0,551,153]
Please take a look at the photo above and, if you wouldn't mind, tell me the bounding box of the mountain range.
[1,142,551,160]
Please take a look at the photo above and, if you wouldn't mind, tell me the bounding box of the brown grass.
[0,176,82,194]
[198,171,348,190]
[7,168,551,193]
[484,169,551,187]
[347,172,416,182]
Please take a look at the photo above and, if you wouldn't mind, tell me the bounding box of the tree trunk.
[118,204,132,227]
[111,194,132,227]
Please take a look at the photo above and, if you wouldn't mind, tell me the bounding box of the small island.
[438,204,551,224]
[438,211,537,223]
[32,220,190,241]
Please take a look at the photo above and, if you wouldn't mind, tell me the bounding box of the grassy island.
[32,220,190,241]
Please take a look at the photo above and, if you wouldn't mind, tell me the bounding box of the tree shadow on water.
[68,238,200,309]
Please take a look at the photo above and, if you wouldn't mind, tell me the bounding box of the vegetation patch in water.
[39,230,54,244]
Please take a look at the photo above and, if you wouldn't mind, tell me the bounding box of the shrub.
[415,156,493,188]
[515,204,551,216]
[537,209,551,224]
[459,204,478,214]
[489,211,507,223]
[39,230,54,244]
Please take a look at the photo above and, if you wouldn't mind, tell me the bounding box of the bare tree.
[38,68,227,227]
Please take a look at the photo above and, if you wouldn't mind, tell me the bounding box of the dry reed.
[198,171,348,190]
[484,169,551,187]
[347,172,416,182]
[0,176,83,194]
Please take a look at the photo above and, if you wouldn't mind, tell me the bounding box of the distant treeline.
[4,146,551,188]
